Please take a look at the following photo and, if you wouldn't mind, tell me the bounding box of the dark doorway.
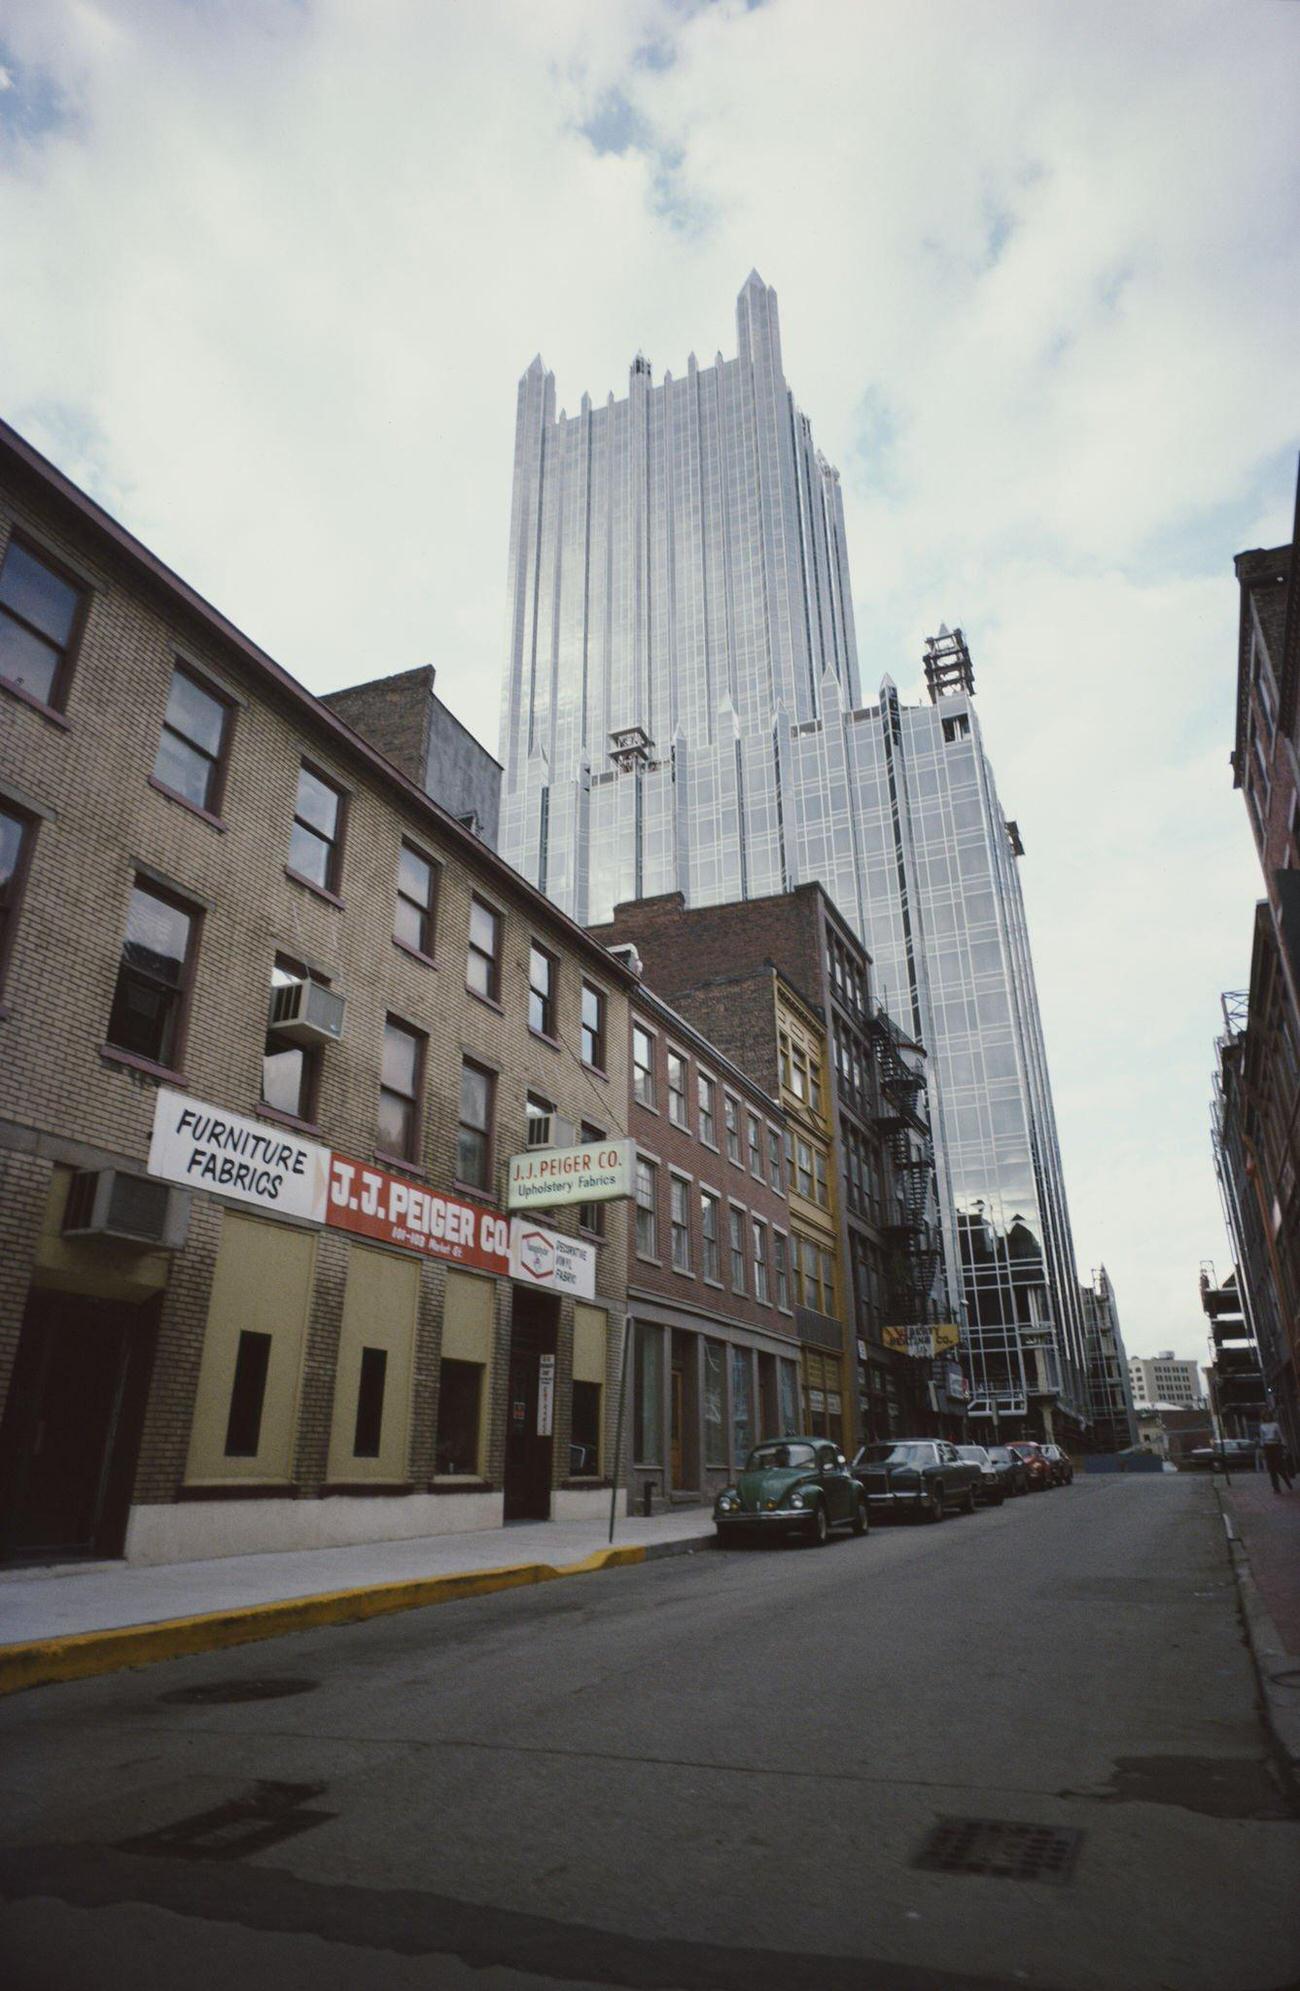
[0,1290,158,1563]
[503,1288,558,1522]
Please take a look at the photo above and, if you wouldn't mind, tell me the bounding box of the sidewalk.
[0,1507,715,1694]
[1217,1475,1300,1799]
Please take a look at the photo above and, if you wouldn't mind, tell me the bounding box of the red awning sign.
[326,1155,509,1272]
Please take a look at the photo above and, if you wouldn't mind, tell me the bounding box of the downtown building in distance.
[499,274,1091,1439]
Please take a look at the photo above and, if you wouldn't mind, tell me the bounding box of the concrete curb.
[0,1530,714,1697]
[1214,1486,1300,1803]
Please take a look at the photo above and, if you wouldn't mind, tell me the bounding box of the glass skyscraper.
[499,274,1090,1435]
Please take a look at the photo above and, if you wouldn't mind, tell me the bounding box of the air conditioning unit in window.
[267,978,346,1045]
[62,1169,190,1249]
[526,1113,577,1151]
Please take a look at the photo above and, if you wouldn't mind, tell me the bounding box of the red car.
[1007,1441,1053,1491]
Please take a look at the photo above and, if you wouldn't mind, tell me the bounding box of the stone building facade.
[0,417,636,1565]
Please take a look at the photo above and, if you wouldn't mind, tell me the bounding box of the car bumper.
[864,1488,927,1507]
[715,1509,813,1531]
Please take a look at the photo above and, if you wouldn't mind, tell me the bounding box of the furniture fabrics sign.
[148,1089,330,1222]
[326,1154,510,1272]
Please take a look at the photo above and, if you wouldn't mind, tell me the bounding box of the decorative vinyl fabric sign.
[148,1089,330,1222]
[508,1218,596,1299]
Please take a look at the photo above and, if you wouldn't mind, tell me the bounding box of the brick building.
[590,885,963,1452]
[0,417,638,1566]
[1218,467,1300,1448]
[618,974,801,1509]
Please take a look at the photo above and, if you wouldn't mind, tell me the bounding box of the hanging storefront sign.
[148,1088,330,1223]
[883,1324,935,1358]
[537,1353,556,1437]
[507,1138,634,1211]
[326,1154,510,1273]
[883,1323,964,1359]
[945,1364,970,1401]
[509,1218,596,1298]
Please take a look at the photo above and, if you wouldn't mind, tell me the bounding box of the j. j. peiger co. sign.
[507,1138,634,1211]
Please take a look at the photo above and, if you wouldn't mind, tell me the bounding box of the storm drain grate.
[117,1780,335,1862]
[913,1817,1083,1884]
[159,1677,319,1705]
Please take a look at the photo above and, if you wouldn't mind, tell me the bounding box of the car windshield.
[956,1446,988,1463]
[988,1448,1012,1462]
[745,1441,817,1471]
[857,1443,931,1465]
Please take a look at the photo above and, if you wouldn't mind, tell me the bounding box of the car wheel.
[809,1500,830,1546]
[993,1489,1006,1506]
[851,1494,868,1536]
[925,1485,944,1523]
[962,1485,977,1515]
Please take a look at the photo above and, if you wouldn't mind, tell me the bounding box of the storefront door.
[503,1288,558,1522]
[670,1363,684,1488]
[0,1291,157,1562]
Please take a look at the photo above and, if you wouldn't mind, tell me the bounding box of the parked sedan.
[714,1437,868,1546]
[1007,1441,1053,1491]
[1041,1443,1074,1486]
[955,1443,1007,1505]
[986,1444,1030,1496]
[851,1439,982,1523]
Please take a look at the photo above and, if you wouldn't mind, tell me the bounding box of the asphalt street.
[1,1475,1297,1991]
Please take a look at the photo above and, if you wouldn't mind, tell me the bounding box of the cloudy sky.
[3,0,1297,1359]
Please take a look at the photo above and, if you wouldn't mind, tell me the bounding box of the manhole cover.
[159,1678,319,1705]
[914,1817,1083,1884]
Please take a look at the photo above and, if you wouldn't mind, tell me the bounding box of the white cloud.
[1,0,1296,1359]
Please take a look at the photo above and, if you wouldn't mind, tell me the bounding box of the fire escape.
[869,1009,941,1329]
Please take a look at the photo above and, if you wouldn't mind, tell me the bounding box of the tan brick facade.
[0,425,635,1563]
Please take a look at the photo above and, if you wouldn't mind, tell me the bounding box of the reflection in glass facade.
[499,275,1089,1431]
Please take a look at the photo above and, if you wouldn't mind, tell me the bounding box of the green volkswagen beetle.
[714,1437,868,1546]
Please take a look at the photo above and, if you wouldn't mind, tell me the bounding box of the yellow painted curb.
[0,1543,649,1696]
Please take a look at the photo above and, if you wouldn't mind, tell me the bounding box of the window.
[395,842,437,956]
[0,537,83,708]
[752,1218,769,1303]
[633,1024,656,1107]
[223,1330,272,1457]
[670,1174,691,1273]
[466,897,501,1002]
[698,1072,717,1145]
[942,712,971,742]
[635,1156,658,1256]
[729,1206,746,1293]
[747,1113,762,1177]
[667,1049,688,1127]
[778,1359,800,1434]
[0,802,36,987]
[107,878,197,1069]
[704,1341,726,1466]
[262,956,322,1122]
[798,1242,836,1315]
[289,763,345,893]
[768,1126,783,1192]
[700,1189,721,1282]
[578,1121,606,1236]
[809,1057,823,1116]
[731,1346,754,1464]
[724,1093,741,1163]
[635,1321,663,1462]
[528,942,557,1037]
[570,1380,602,1475]
[153,665,230,814]
[526,1090,555,1147]
[796,1139,814,1200]
[352,1347,388,1459]
[773,1231,791,1311]
[581,982,606,1068]
[815,1151,829,1207]
[435,1358,482,1475]
[457,1059,493,1189]
[379,1017,423,1160]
